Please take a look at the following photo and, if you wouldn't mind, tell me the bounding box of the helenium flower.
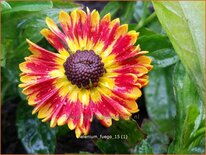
[19,9,153,138]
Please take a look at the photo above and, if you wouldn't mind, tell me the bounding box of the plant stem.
[135,12,157,31]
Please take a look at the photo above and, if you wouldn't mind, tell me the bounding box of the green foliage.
[16,101,57,154]
[1,0,205,154]
[1,1,52,14]
[152,1,205,100]
[168,62,205,154]
[100,1,135,23]
[0,1,11,11]
[100,1,120,18]
[96,119,145,154]
[144,65,176,136]
[135,139,153,154]
[141,120,170,154]
[134,27,178,68]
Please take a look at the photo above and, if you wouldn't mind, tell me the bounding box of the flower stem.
[135,12,157,31]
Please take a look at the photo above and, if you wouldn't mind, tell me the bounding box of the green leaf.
[119,1,135,24]
[16,101,57,154]
[168,62,205,154]
[134,1,150,22]
[95,119,145,154]
[152,1,205,100]
[0,1,11,11]
[144,65,176,135]
[100,1,120,18]
[136,33,173,52]
[135,27,156,36]
[141,120,170,154]
[100,1,135,23]
[148,48,179,68]
[135,28,178,68]
[2,1,52,14]
[135,139,153,154]
[147,17,164,34]
[1,44,6,67]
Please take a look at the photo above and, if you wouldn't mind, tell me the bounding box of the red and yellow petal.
[40,28,68,54]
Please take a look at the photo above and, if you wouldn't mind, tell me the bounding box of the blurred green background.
[1,0,205,154]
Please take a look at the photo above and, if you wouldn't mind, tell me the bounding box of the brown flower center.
[64,50,105,89]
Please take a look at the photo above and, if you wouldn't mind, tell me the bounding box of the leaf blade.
[152,1,205,100]
[16,101,57,154]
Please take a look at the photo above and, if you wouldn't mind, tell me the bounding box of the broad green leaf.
[148,48,179,68]
[132,27,175,68]
[168,62,205,154]
[2,1,52,14]
[95,119,145,154]
[147,17,164,34]
[134,28,178,68]
[137,27,156,36]
[152,1,205,100]
[136,34,173,52]
[135,139,153,154]
[16,101,57,154]
[141,120,169,154]
[144,65,176,135]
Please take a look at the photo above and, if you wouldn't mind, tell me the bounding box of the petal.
[79,89,90,106]
[20,73,51,85]
[59,11,79,51]
[115,24,128,39]
[26,39,61,60]
[59,10,72,37]
[40,28,69,54]
[19,58,58,74]
[100,117,112,127]
[22,78,56,95]
[38,103,53,119]
[90,88,102,103]
[112,85,142,100]
[69,101,83,128]
[45,17,65,40]
[80,103,93,135]
[114,64,149,77]
[75,127,82,138]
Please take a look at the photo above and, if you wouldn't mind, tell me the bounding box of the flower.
[19,9,153,138]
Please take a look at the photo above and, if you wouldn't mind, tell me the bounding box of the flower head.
[19,9,152,138]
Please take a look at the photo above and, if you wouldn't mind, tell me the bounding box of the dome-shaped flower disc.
[19,9,153,138]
